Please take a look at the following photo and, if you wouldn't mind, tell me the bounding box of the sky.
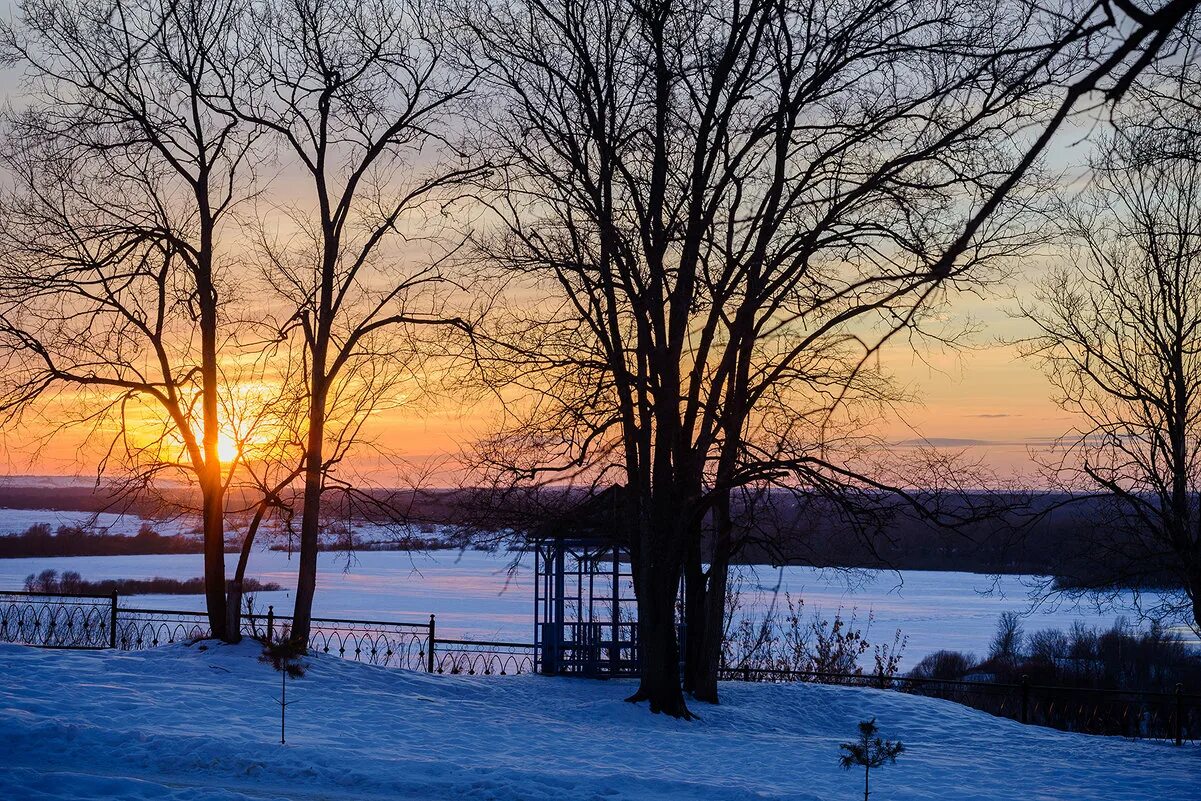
[0,1,1101,486]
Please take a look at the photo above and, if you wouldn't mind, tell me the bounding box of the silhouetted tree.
[839,718,904,801]
[460,0,1132,716]
[217,0,485,645]
[907,649,976,681]
[260,637,308,745]
[1019,101,1201,633]
[220,0,487,643]
[989,611,1025,668]
[0,0,258,640]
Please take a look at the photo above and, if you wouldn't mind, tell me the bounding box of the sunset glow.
[0,1,1197,798]
[216,433,240,465]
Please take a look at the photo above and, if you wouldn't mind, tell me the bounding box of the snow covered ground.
[0,641,1194,801]
[0,506,432,542]
[0,508,198,537]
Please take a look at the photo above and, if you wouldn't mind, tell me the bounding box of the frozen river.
[3,547,1195,668]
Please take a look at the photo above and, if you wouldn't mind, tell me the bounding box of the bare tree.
[934,0,1201,276]
[461,0,1090,716]
[1019,110,1201,633]
[223,0,483,643]
[0,0,256,640]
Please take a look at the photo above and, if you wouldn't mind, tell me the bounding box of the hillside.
[0,641,1194,800]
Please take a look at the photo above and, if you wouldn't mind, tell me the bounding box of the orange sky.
[0,193,1085,486]
[0,41,1097,487]
[0,305,1071,485]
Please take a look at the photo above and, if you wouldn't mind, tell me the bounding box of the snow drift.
[0,641,1194,800]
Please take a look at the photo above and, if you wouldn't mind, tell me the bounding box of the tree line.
[0,522,209,558]
[909,612,1201,694]
[0,0,1199,719]
[23,567,281,596]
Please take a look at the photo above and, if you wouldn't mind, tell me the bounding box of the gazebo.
[531,487,639,677]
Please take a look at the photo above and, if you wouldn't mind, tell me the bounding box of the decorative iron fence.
[1,590,117,649]
[432,638,536,675]
[262,611,433,671]
[717,665,1201,745]
[114,607,211,649]
[4,590,1197,745]
[1,590,532,676]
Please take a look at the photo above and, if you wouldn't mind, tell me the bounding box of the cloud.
[969,413,1019,419]
[895,437,995,447]
[894,436,1075,449]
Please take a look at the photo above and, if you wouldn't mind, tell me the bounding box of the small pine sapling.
[259,637,307,745]
[838,718,904,801]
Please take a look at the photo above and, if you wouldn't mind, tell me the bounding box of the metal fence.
[717,665,1201,745]
[1,590,535,676]
[433,638,537,676]
[0,589,117,648]
[3,589,1196,744]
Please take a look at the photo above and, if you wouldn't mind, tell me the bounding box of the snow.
[2,548,1196,666]
[0,508,198,538]
[0,506,443,543]
[0,642,1194,801]
[0,505,454,544]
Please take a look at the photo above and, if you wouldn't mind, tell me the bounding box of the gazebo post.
[610,545,620,672]
[553,535,565,673]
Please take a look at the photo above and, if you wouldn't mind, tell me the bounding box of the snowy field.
[0,641,1195,801]
[0,506,416,541]
[0,508,198,537]
[2,547,1195,667]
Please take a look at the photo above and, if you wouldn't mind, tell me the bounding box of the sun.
[217,432,241,463]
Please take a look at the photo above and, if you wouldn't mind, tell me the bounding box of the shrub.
[934,612,1201,691]
[721,573,906,680]
[907,649,975,681]
[21,570,281,596]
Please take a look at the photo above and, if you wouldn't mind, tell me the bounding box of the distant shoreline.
[0,485,1190,595]
[17,571,282,596]
[0,536,1185,594]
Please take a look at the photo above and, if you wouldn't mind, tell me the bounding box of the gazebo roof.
[529,484,628,546]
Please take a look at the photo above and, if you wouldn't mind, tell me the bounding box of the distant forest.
[0,484,1182,591]
[0,522,213,558]
[22,568,281,596]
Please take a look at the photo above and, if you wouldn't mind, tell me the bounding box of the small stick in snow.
[260,637,308,745]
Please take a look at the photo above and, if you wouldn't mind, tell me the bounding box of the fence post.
[1175,683,1184,747]
[109,590,119,649]
[266,605,274,643]
[1020,675,1030,725]
[427,614,436,673]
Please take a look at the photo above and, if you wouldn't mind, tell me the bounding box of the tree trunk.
[201,482,229,641]
[291,208,337,646]
[233,501,268,587]
[625,528,693,718]
[626,577,693,718]
[197,212,230,642]
[689,553,729,703]
[225,578,243,644]
[1190,567,1201,634]
[681,538,707,695]
[290,375,327,646]
[684,492,733,703]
